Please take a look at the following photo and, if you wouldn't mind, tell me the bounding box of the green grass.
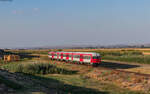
[87,50,150,64]
[43,74,145,94]
[102,55,150,64]
[0,58,146,94]
[95,50,143,56]
[8,49,150,64]
[1,62,77,75]
[7,50,51,55]
[59,49,149,64]
[0,49,148,94]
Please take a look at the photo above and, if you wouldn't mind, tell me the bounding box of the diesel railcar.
[48,51,101,66]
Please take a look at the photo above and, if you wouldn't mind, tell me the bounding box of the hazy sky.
[0,0,150,48]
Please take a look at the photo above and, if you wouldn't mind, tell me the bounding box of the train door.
[72,53,74,61]
[52,53,54,59]
[69,54,72,61]
[83,55,91,63]
[80,54,83,62]
[61,53,63,60]
[66,53,69,60]
[57,53,59,59]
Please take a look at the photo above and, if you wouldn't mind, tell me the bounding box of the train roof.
[49,51,100,56]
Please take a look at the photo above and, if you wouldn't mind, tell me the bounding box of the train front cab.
[91,55,101,66]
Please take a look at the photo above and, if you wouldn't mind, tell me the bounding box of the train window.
[69,55,72,57]
[73,55,76,58]
[73,55,80,58]
[66,54,69,57]
[75,55,77,58]
[83,55,91,59]
[65,54,68,57]
[93,56,100,59]
[83,56,85,59]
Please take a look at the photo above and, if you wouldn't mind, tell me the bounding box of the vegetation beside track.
[1,49,150,93]
[0,56,146,93]
[1,62,77,75]
[7,48,150,64]
[63,48,150,64]
[96,50,150,64]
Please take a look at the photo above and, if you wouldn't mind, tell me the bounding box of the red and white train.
[48,51,101,66]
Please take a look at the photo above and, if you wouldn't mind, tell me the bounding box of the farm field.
[7,48,150,64]
[63,48,150,64]
[5,48,150,74]
[0,49,150,94]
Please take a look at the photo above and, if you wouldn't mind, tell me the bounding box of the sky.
[0,0,150,48]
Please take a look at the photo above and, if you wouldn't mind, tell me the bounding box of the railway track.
[50,59,150,77]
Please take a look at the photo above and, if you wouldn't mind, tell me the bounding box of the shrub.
[1,62,77,75]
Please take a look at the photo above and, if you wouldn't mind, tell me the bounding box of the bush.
[2,62,77,75]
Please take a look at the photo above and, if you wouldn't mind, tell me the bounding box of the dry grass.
[1,49,150,94]
[63,48,150,53]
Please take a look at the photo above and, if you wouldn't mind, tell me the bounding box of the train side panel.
[48,51,101,65]
[72,54,80,62]
[83,54,91,63]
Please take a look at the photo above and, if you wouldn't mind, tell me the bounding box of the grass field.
[0,49,150,93]
[0,49,149,93]
[7,48,150,64]
[0,58,146,94]
[63,48,150,64]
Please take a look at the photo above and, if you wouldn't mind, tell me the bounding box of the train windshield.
[93,56,100,59]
